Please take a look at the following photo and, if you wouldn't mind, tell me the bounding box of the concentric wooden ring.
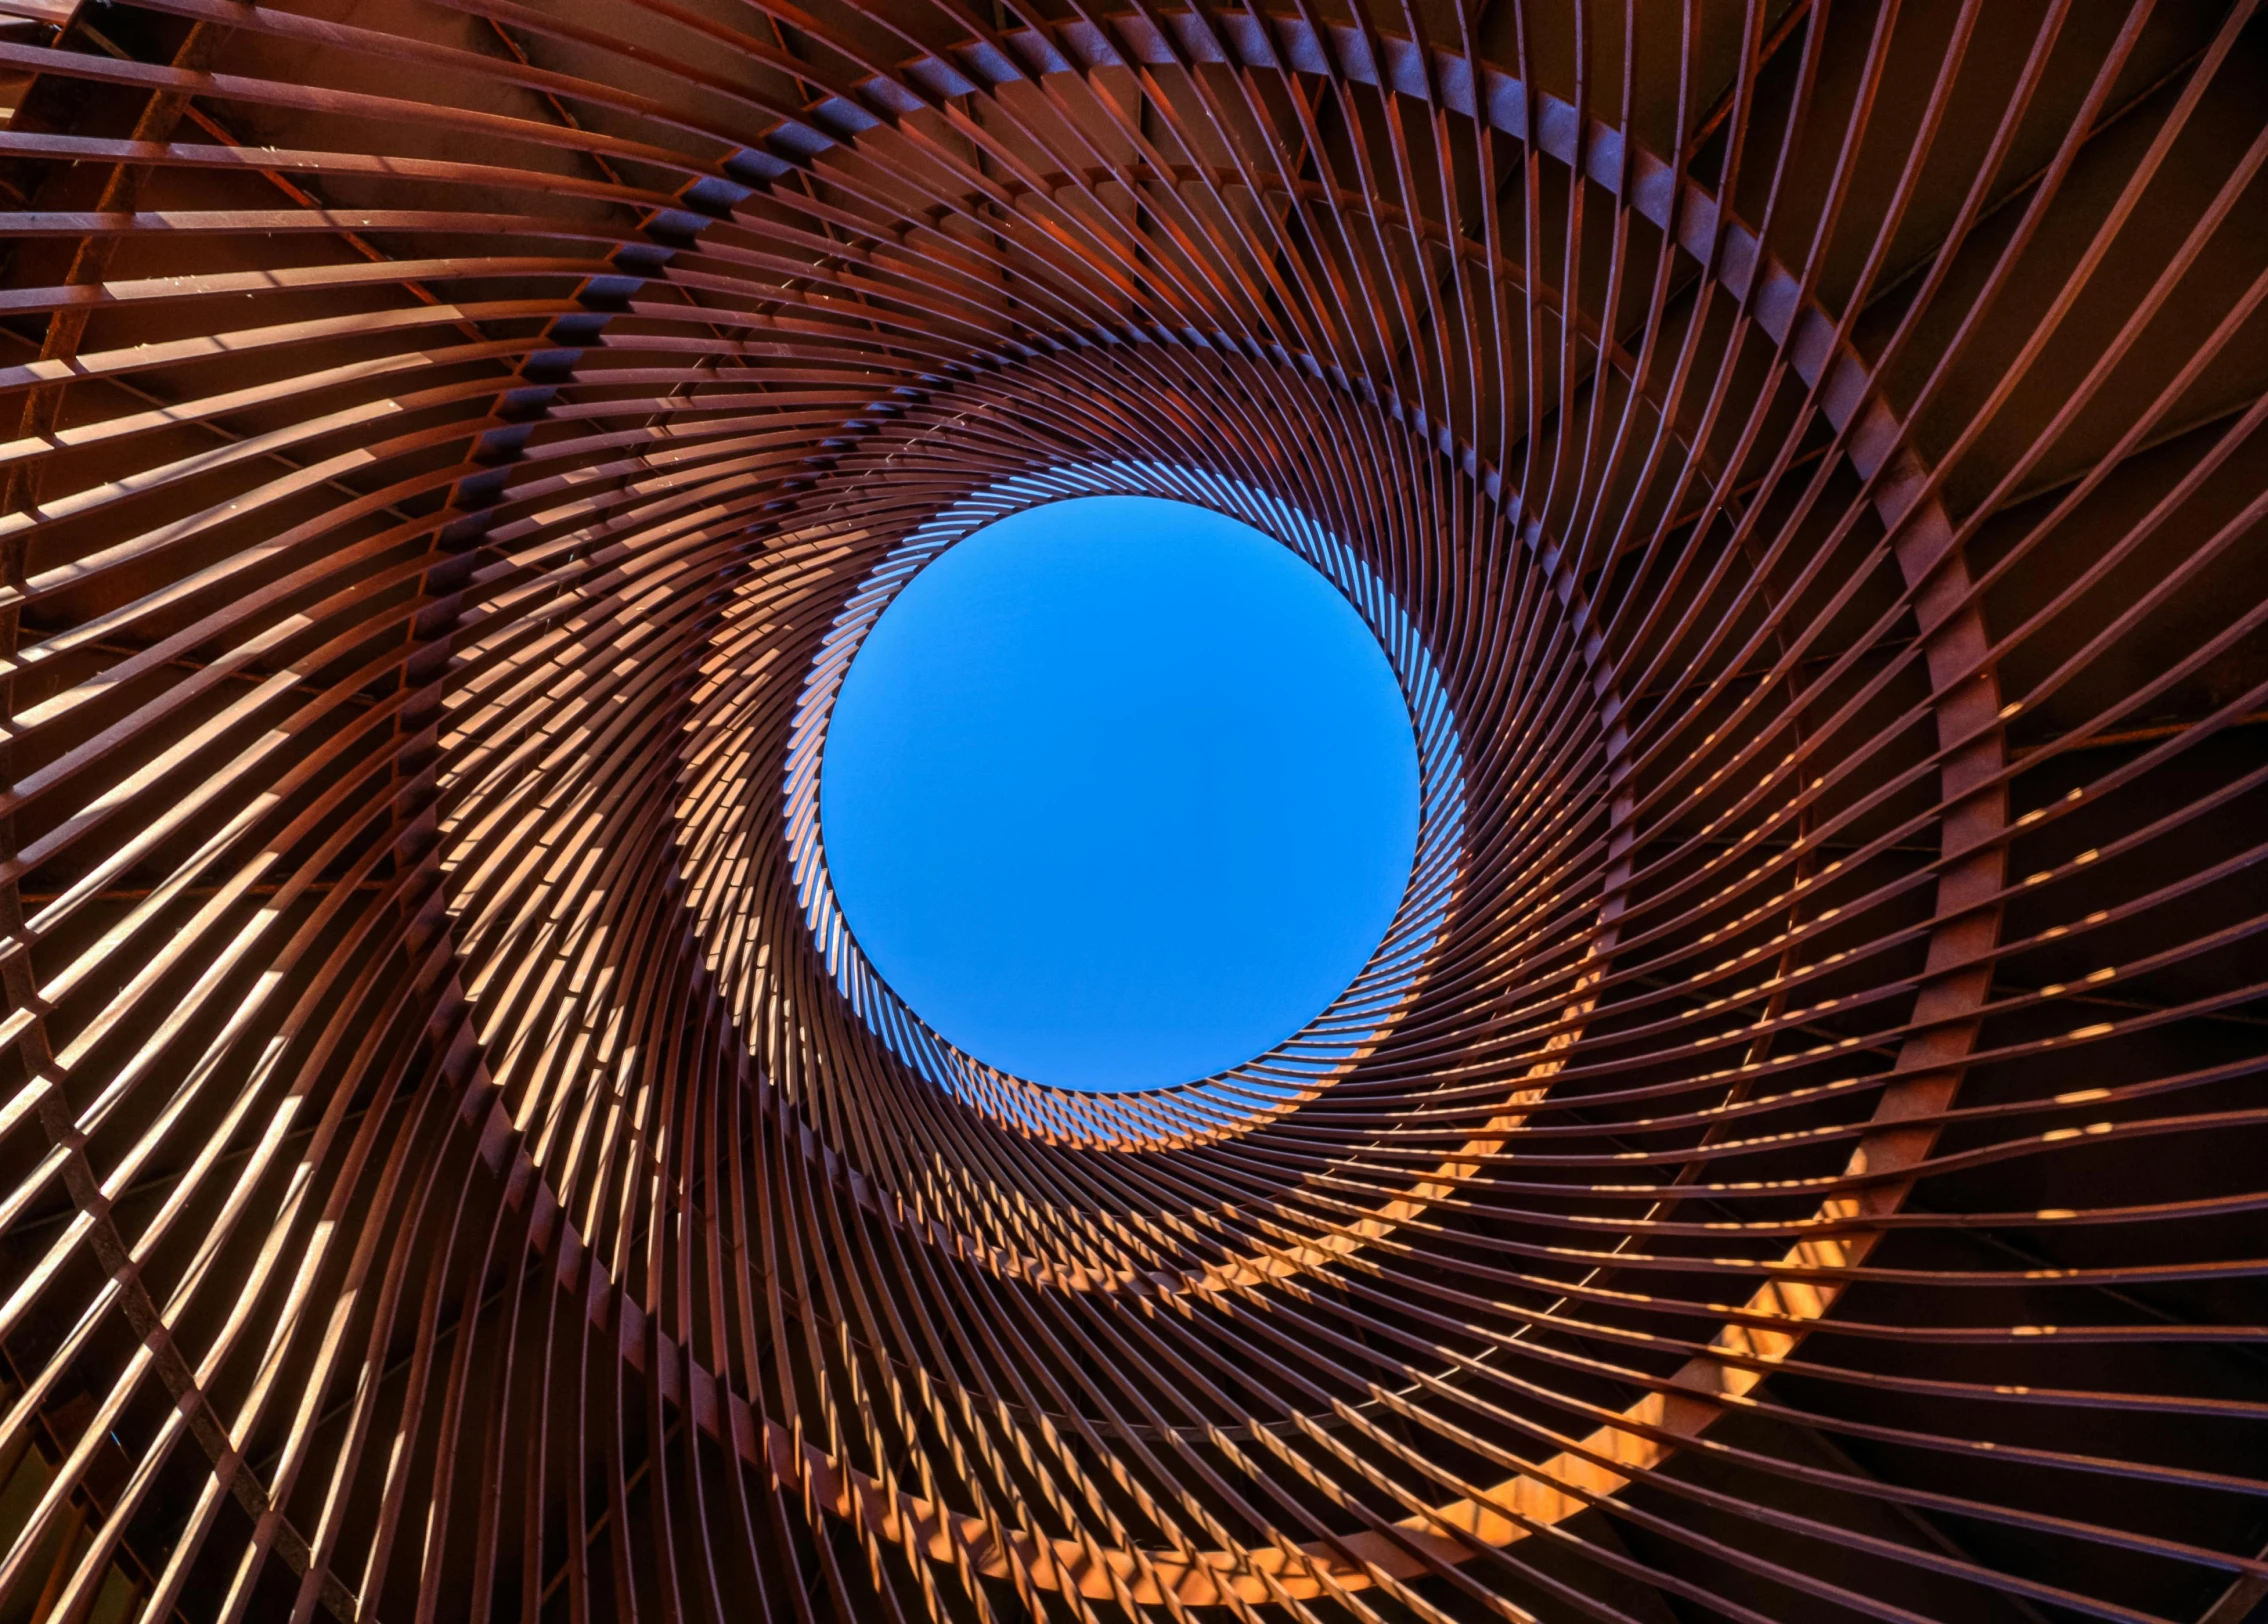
[757,459,1465,1145]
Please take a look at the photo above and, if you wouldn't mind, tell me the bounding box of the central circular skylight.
[818,495,1421,1093]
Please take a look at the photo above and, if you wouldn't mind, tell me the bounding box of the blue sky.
[819,496,1420,1092]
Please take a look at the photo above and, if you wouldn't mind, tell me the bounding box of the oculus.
[817,494,1422,1092]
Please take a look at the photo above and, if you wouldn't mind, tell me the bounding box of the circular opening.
[818,495,1421,1092]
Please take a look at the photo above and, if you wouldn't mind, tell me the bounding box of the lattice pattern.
[1,2,2265,1620]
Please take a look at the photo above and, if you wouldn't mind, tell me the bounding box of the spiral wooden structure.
[3,0,2267,1619]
